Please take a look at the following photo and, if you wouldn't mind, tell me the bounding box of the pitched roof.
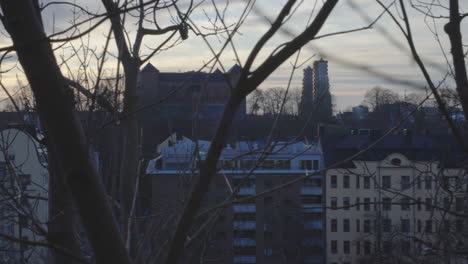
[228,64,242,74]
[141,63,159,73]
[320,134,466,168]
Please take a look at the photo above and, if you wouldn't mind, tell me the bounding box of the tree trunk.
[48,147,83,264]
[119,62,140,256]
[0,1,132,263]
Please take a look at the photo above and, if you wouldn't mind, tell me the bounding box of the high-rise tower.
[300,59,332,120]
[299,66,313,116]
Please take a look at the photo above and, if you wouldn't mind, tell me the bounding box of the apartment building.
[0,127,48,263]
[146,135,325,264]
[321,131,467,264]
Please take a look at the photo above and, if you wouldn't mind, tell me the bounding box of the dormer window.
[390,158,401,166]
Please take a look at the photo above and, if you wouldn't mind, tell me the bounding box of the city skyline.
[0,0,465,111]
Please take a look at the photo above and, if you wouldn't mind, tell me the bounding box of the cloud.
[0,0,461,111]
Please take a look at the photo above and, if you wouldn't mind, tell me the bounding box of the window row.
[330,240,372,255]
[330,240,413,256]
[329,197,465,212]
[330,175,438,190]
[218,159,320,170]
[330,218,464,234]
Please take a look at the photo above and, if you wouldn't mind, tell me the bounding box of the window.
[344,240,350,254]
[364,198,371,211]
[263,160,275,169]
[331,240,338,254]
[425,198,432,211]
[344,219,350,232]
[364,177,370,189]
[424,176,432,189]
[383,219,391,232]
[383,198,392,211]
[382,176,391,189]
[401,219,410,233]
[356,241,361,255]
[343,175,350,188]
[417,176,421,189]
[401,176,410,190]
[331,219,337,232]
[425,220,433,233]
[331,197,337,209]
[264,231,273,240]
[401,198,410,211]
[264,248,273,256]
[264,196,273,205]
[443,197,451,210]
[356,219,360,232]
[417,198,422,211]
[343,197,350,210]
[364,241,371,255]
[364,220,371,233]
[264,179,273,187]
[456,197,464,211]
[330,175,337,188]
[356,197,360,211]
[356,175,360,188]
[19,174,31,190]
[390,158,401,166]
[300,160,312,170]
[417,220,422,233]
[313,160,319,170]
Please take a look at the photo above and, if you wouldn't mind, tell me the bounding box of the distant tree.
[403,92,425,106]
[247,87,301,116]
[362,87,400,111]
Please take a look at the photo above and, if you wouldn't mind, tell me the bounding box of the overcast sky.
[1,0,467,111]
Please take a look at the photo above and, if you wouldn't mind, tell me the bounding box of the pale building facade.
[321,132,467,264]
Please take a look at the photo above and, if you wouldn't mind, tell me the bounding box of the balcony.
[304,220,323,230]
[238,186,256,195]
[233,238,256,247]
[233,255,256,264]
[301,204,323,212]
[233,204,256,213]
[300,187,322,195]
[302,238,324,247]
[233,221,256,230]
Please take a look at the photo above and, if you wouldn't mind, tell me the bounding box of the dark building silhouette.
[300,59,332,120]
[300,66,314,116]
[137,63,246,120]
